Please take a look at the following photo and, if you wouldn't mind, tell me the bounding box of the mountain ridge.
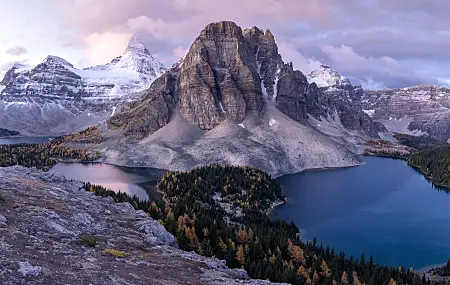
[0,35,165,136]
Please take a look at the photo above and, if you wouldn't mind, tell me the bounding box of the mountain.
[307,65,450,142]
[306,65,386,137]
[0,36,165,136]
[94,21,386,177]
[361,84,450,141]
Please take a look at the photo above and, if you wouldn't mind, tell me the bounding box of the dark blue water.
[273,156,450,270]
[0,137,53,144]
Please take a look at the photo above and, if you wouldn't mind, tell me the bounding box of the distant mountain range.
[308,65,450,142]
[2,21,450,175]
[0,36,165,136]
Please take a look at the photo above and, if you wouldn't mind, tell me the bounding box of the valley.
[2,17,450,285]
[42,156,450,271]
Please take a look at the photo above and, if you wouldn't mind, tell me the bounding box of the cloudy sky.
[0,0,449,89]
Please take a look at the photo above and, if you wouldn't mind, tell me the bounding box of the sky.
[1,0,449,89]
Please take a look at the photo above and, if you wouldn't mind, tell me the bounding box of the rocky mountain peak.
[308,65,351,88]
[12,63,28,71]
[200,21,243,39]
[1,63,30,86]
[42,55,74,68]
[84,35,166,81]
[126,35,148,53]
[264,29,275,40]
[108,21,385,139]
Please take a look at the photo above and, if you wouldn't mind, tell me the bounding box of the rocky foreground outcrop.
[0,166,285,285]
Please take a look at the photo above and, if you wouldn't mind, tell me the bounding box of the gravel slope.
[99,105,361,177]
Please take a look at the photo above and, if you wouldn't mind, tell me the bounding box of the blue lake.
[46,156,450,270]
[0,137,54,144]
[273,156,450,270]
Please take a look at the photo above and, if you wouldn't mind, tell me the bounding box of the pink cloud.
[84,32,131,65]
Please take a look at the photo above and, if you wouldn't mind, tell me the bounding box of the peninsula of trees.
[84,165,441,285]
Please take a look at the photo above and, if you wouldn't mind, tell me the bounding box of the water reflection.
[49,163,165,201]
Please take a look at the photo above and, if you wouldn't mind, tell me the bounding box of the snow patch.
[256,47,268,98]
[362,109,375,117]
[238,123,245,129]
[273,67,281,101]
[219,102,226,113]
[3,101,28,110]
[380,116,428,136]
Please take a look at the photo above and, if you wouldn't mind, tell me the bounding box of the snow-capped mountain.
[0,36,165,136]
[307,65,352,88]
[304,65,385,137]
[308,64,450,141]
[85,35,166,83]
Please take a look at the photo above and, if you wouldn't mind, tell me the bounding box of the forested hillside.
[394,134,446,151]
[84,165,443,285]
[408,145,450,187]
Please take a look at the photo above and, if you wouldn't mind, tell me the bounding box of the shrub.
[103,248,129,258]
[78,235,99,247]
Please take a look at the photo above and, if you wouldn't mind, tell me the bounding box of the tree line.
[83,164,447,285]
[0,127,102,169]
[408,145,450,188]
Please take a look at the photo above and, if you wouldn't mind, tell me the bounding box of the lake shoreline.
[407,162,449,190]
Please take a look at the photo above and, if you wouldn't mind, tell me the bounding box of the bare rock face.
[362,84,450,140]
[108,21,382,140]
[275,63,309,123]
[307,66,386,137]
[107,68,179,139]
[180,21,263,129]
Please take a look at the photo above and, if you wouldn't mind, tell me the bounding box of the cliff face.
[307,65,386,137]
[108,21,382,140]
[179,22,264,129]
[0,166,286,285]
[362,85,450,140]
